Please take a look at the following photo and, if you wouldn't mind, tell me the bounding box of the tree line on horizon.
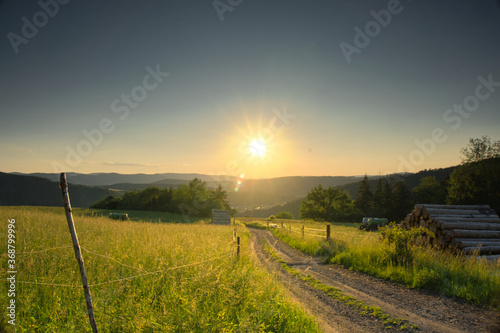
[300,136,500,222]
[91,178,234,217]
[91,137,499,222]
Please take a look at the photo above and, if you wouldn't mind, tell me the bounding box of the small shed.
[402,204,500,261]
[211,209,231,225]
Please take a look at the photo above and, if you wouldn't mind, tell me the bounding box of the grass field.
[245,218,500,309]
[0,207,320,332]
[83,208,208,224]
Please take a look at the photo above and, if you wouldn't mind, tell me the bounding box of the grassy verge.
[263,242,417,331]
[0,206,320,332]
[264,222,500,309]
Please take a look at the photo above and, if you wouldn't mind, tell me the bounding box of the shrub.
[275,211,294,219]
[379,223,434,266]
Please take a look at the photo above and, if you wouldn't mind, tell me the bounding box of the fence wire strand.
[80,246,148,273]
[15,245,73,255]
[13,252,233,289]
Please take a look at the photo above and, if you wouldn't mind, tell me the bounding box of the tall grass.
[261,220,500,309]
[0,207,320,332]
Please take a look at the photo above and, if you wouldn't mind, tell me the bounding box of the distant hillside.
[12,173,364,208]
[11,172,230,186]
[338,166,457,199]
[245,165,460,219]
[7,167,460,212]
[237,176,363,196]
[0,173,117,208]
[99,180,191,191]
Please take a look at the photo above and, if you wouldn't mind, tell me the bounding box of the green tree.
[460,136,500,163]
[373,178,393,218]
[412,176,446,204]
[89,178,233,218]
[300,184,328,221]
[138,187,162,210]
[301,185,357,221]
[275,211,294,219]
[355,175,374,216]
[391,181,413,221]
[157,187,174,211]
[447,157,500,213]
[90,195,120,209]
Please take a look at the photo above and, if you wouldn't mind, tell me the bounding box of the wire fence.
[12,240,237,289]
[258,221,357,241]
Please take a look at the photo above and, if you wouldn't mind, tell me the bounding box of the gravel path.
[249,228,500,333]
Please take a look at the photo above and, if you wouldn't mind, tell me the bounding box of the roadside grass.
[0,206,321,332]
[247,220,500,309]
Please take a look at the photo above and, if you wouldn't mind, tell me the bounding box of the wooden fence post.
[302,225,304,239]
[237,237,240,258]
[60,173,98,333]
[281,221,284,228]
[326,224,331,241]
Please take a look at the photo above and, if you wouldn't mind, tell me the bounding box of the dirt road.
[249,228,500,333]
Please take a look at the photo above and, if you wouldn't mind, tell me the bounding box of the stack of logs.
[401,204,500,260]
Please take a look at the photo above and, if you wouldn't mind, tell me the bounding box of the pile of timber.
[401,204,500,261]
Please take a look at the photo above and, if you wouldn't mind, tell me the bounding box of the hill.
[11,172,230,186]
[13,173,365,208]
[246,165,460,219]
[236,176,362,197]
[5,167,459,211]
[337,166,457,199]
[0,173,117,208]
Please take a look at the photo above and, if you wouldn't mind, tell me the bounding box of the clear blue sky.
[1,0,499,178]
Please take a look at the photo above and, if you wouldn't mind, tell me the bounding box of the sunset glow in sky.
[1,1,499,178]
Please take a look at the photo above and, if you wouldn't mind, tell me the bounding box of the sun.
[249,139,266,158]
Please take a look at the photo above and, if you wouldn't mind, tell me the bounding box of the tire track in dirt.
[249,228,500,333]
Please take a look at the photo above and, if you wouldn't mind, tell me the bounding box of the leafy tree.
[391,181,413,221]
[90,178,233,218]
[300,184,328,221]
[301,185,358,222]
[461,135,500,163]
[412,176,446,204]
[355,175,374,216]
[119,190,139,210]
[275,211,294,219]
[447,157,500,213]
[157,187,174,211]
[138,187,163,210]
[373,178,393,218]
[90,195,120,209]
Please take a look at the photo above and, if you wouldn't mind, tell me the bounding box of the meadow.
[0,207,320,332]
[245,218,500,309]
